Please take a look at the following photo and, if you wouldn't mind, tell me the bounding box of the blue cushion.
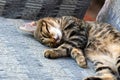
[97,0,120,31]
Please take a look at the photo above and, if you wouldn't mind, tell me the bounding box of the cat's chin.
[47,42,62,48]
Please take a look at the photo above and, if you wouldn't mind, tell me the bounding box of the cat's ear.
[19,21,37,34]
[37,20,47,27]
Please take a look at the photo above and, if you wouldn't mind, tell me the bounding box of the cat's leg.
[113,51,120,77]
[84,61,116,80]
[112,52,120,76]
[108,43,120,76]
[116,56,120,76]
[44,43,87,68]
[44,43,72,59]
[84,49,117,80]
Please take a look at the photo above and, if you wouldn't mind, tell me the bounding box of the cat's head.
[20,17,63,47]
[33,17,63,47]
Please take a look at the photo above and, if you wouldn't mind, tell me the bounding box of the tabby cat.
[20,16,120,80]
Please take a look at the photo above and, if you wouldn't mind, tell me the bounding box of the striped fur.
[33,16,120,80]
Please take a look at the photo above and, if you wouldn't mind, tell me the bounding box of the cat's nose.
[54,37,59,41]
[53,36,60,42]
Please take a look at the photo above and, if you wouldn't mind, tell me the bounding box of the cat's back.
[86,21,120,52]
[86,21,120,40]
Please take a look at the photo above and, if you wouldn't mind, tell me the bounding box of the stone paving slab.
[0,17,94,80]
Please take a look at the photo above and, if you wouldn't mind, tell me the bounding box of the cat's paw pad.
[76,56,87,68]
[44,49,58,59]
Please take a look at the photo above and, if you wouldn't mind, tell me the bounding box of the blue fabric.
[105,0,120,31]
[97,0,120,31]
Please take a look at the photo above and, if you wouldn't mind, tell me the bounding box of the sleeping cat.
[20,16,120,80]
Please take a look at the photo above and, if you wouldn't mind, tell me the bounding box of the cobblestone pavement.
[0,17,94,80]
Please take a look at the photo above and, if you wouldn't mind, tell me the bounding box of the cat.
[19,16,120,80]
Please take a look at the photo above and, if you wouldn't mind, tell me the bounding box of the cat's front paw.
[71,48,87,68]
[76,56,87,68]
[44,49,59,59]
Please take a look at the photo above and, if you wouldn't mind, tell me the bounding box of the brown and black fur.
[33,16,120,80]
